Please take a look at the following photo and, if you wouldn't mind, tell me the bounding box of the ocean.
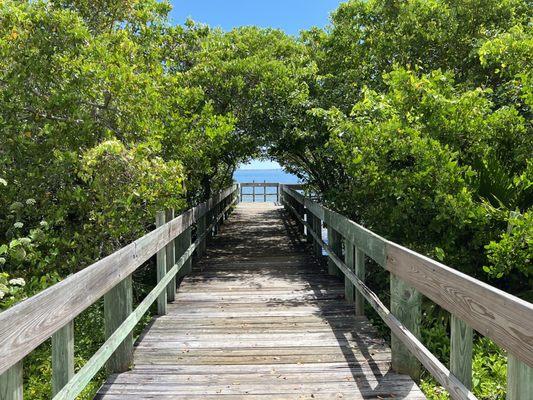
[234,169,300,202]
[234,169,300,184]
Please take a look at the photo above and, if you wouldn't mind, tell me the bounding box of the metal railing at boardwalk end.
[239,182,305,203]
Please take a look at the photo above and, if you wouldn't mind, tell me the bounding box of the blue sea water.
[234,169,300,202]
[234,169,300,184]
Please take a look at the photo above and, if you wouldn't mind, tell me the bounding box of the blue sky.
[169,0,341,36]
[169,1,341,169]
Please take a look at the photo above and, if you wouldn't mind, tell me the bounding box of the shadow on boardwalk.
[96,202,424,399]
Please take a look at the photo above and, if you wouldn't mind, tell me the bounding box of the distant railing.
[239,182,305,203]
[0,185,239,400]
[280,185,533,400]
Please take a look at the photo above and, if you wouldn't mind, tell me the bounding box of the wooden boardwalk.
[97,202,425,399]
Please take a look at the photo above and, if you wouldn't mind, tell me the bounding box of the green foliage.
[484,210,532,278]
[1,0,531,398]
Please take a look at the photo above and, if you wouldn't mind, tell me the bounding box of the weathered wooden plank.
[344,241,355,304]
[104,275,133,373]
[98,202,423,400]
[314,215,323,258]
[53,196,239,400]
[0,186,236,375]
[0,362,22,400]
[450,315,473,389]
[176,227,192,279]
[52,321,74,395]
[284,188,386,266]
[354,247,365,316]
[283,199,473,399]
[323,207,386,267]
[507,354,533,400]
[156,211,168,315]
[391,274,421,381]
[386,242,533,368]
[165,209,176,302]
[326,225,341,276]
[197,214,207,259]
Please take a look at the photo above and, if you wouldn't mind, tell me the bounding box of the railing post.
[345,241,355,304]
[156,211,167,315]
[197,211,206,258]
[450,315,472,389]
[354,247,365,316]
[165,209,176,302]
[213,203,219,236]
[104,274,133,372]
[304,207,312,244]
[507,354,533,400]
[177,226,192,280]
[52,321,74,395]
[252,181,256,202]
[313,215,322,258]
[277,184,280,203]
[390,273,421,381]
[0,361,23,400]
[327,226,342,276]
[264,181,267,202]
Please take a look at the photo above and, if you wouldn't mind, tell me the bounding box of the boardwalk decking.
[97,202,425,399]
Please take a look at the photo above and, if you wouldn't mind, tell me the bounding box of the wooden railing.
[280,185,533,400]
[239,182,280,202]
[0,185,239,400]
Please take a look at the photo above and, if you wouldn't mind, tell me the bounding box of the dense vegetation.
[1,0,531,399]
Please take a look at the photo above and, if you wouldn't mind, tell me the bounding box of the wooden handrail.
[280,185,533,400]
[0,185,238,379]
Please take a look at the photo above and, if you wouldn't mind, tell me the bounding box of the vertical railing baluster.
[197,210,206,259]
[104,274,133,372]
[156,211,167,315]
[313,215,322,258]
[0,361,23,400]
[327,226,342,277]
[450,315,473,390]
[354,248,365,316]
[344,241,355,304]
[165,209,176,302]
[507,354,533,399]
[52,321,74,395]
[390,274,421,381]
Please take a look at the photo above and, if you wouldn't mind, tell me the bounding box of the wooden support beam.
[178,227,192,278]
[507,354,533,400]
[327,226,342,276]
[165,209,176,302]
[197,214,206,259]
[344,241,355,304]
[104,275,133,373]
[0,362,22,400]
[156,211,167,315]
[52,321,74,395]
[450,315,473,389]
[391,273,421,381]
[313,215,322,258]
[354,247,365,316]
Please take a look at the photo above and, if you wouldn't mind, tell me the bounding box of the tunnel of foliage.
[0,0,531,399]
